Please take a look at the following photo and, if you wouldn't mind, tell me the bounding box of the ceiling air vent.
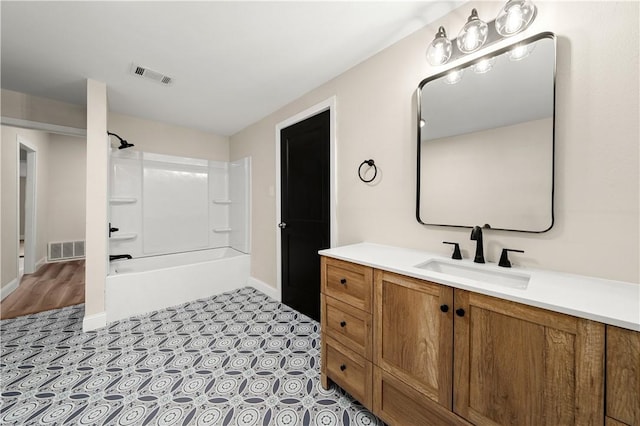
[130,63,173,85]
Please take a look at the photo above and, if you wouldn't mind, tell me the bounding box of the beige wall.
[1,88,86,129]
[48,134,86,242]
[230,1,639,286]
[1,126,51,288]
[108,113,229,161]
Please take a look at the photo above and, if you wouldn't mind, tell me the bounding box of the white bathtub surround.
[320,243,640,332]
[109,150,251,258]
[106,247,249,322]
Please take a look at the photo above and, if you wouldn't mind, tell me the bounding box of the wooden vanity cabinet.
[320,256,612,426]
[606,326,640,426]
[453,290,605,426]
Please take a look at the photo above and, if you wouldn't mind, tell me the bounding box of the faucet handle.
[499,248,524,268]
[443,241,462,260]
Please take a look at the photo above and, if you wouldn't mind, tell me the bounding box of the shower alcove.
[106,149,251,322]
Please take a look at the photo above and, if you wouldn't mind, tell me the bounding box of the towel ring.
[358,159,377,183]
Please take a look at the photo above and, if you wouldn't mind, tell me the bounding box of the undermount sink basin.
[416,259,530,289]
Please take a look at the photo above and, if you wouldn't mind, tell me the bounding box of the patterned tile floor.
[0,287,384,425]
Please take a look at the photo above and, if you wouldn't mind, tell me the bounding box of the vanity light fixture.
[426,26,452,66]
[457,9,488,54]
[495,0,537,36]
[425,0,537,67]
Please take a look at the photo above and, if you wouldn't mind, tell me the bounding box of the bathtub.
[106,247,250,322]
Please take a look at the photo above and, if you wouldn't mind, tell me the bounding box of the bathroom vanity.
[319,243,639,426]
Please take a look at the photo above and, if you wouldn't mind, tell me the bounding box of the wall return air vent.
[48,240,85,262]
[130,63,173,85]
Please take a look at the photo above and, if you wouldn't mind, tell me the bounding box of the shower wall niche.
[109,150,250,258]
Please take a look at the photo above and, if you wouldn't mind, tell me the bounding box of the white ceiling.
[1,1,464,136]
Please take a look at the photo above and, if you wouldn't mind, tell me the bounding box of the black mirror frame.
[416,31,556,234]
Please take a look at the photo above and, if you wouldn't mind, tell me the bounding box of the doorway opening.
[18,139,37,276]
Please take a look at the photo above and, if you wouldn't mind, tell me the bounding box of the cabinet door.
[606,325,640,426]
[453,290,605,426]
[374,270,453,408]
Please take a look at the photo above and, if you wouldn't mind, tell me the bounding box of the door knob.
[440,304,449,313]
[456,308,466,317]
[278,222,287,229]
[340,364,346,371]
[340,321,346,327]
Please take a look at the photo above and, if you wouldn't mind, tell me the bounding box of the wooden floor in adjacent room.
[0,260,85,320]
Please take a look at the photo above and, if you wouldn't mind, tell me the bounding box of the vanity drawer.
[321,257,373,312]
[323,335,372,408]
[322,294,372,359]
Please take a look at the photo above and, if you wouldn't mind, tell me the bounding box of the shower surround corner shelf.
[213,228,232,233]
[110,197,138,204]
[109,233,138,241]
[213,199,232,204]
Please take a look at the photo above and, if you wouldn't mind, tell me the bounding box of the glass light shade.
[473,57,496,74]
[457,9,488,54]
[444,69,464,85]
[508,43,535,61]
[495,0,537,36]
[426,26,452,66]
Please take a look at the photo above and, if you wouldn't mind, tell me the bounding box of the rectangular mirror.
[417,32,556,232]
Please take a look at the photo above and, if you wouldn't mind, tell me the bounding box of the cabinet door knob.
[340,278,347,285]
[440,304,449,313]
[340,364,346,371]
[455,308,466,317]
[340,321,346,327]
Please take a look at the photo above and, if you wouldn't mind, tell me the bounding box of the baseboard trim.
[0,278,19,301]
[247,277,280,301]
[83,311,107,332]
[35,256,46,271]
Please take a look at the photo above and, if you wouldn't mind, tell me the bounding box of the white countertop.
[319,242,640,332]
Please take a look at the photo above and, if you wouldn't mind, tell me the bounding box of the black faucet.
[109,254,132,261]
[470,226,485,264]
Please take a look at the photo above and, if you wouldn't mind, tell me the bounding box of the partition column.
[84,79,108,331]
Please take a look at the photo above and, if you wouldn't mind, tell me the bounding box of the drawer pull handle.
[340,278,347,285]
[456,308,466,317]
[440,304,449,313]
[340,321,346,327]
[340,364,347,371]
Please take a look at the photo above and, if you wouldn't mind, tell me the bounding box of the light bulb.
[508,43,535,61]
[506,5,524,33]
[496,0,537,36]
[426,26,452,66]
[457,9,488,54]
[473,57,496,74]
[444,69,464,85]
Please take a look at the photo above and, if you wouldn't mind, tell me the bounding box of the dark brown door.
[280,110,330,321]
